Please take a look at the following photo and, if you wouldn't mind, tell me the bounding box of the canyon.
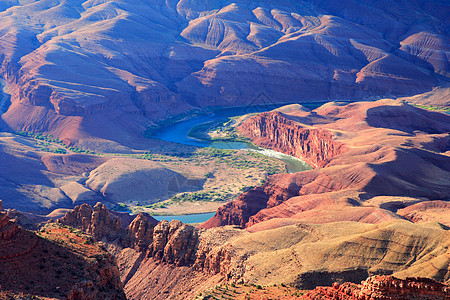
[38,199,450,299]
[0,98,449,299]
[0,0,448,148]
[0,1,449,299]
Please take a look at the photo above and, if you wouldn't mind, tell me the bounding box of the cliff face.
[57,204,234,276]
[54,202,450,299]
[0,211,29,258]
[202,172,309,228]
[56,204,239,299]
[237,111,346,167]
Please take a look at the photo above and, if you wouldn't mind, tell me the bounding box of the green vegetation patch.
[15,131,94,154]
[410,104,450,112]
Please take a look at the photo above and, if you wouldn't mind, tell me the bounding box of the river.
[154,103,324,173]
[153,212,215,224]
[151,102,325,223]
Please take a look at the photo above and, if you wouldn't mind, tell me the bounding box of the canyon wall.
[58,203,235,276]
[237,111,346,167]
[55,203,450,300]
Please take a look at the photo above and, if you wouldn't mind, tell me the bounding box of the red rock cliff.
[203,100,450,229]
[237,111,346,167]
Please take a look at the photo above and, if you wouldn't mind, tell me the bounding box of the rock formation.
[0,211,21,247]
[58,204,230,273]
[0,208,39,260]
[203,100,450,229]
[302,275,450,300]
[58,202,123,240]
[0,1,447,148]
[122,212,156,251]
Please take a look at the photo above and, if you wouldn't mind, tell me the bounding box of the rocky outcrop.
[0,212,19,242]
[148,220,199,266]
[0,211,37,260]
[53,203,450,299]
[58,202,123,240]
[302,275,450,300]
[58,204,231,275]
[201,172,306,228]
[122,213,156,251]
[237,111,346,167]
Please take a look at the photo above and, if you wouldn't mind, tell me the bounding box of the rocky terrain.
[0,200,126,299]
[302,275,450,299]
[1,187,449,299]
[0,0,448,148]
[202,99,450,229]
[50,202,450,299]
[1,99,449,299]
[0,1,448,298]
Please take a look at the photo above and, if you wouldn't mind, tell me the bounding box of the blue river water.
[154,103,324,148]
[153,212,216,224]
[154,102,327,174]
[151,102,326,223]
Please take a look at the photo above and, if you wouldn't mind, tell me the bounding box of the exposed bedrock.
[301,275,450,299]
[58,202,124,240]
[55,202,450,299]
[237,111,346,167]
[57,203,233,276]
